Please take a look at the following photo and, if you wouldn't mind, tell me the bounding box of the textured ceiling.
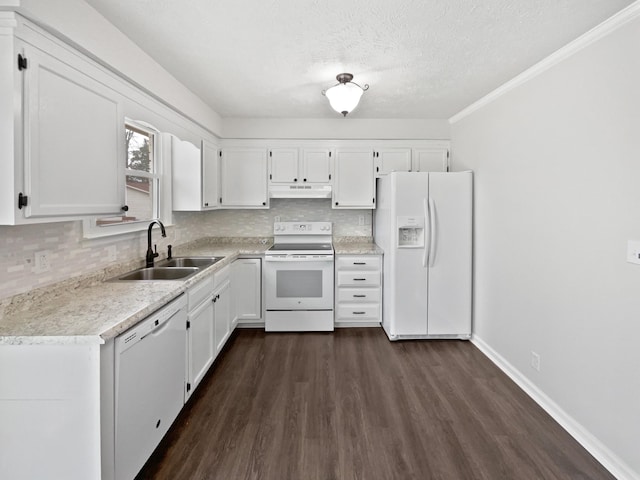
[84,0,634,119]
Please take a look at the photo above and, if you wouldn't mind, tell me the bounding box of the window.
[83,121,164,238]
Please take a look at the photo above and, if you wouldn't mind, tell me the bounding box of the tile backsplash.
[0,199,372,300]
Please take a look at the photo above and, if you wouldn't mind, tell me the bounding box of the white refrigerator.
[374,171,472,340]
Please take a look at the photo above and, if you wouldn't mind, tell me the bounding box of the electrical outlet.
[531,351,541,372]
[627,240,640,264]
[358,215,365,226]
[34,250,51,273]
[106,245,117,262]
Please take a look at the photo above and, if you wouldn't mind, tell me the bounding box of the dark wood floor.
[136,328,613,480]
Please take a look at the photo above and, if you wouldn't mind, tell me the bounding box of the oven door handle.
[264,256,334,262]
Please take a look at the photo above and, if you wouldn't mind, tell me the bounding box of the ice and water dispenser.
[397,216,425,248]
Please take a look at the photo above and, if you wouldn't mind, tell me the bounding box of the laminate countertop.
[0,239,271,346]
[333,242,383,255]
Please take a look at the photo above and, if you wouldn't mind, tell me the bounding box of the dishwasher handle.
[140,308,182,340]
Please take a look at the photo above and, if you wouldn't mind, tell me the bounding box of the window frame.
[82,119,170,239]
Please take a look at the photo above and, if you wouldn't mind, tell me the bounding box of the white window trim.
[82,120,172,239]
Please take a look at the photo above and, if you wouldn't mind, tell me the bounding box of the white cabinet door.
[269,148,298,183]
[333,148,375,208]
[220,148,268,207]
[172,139,219,211]
[187,295,214,397]
[214,280,231,354]
[301,148,332,183]
[171,137,201,211]
[412,147,449,172]
[202,140,219,209]
[22,43,124,218]
[231,258,262,326]
[375,148,412,176]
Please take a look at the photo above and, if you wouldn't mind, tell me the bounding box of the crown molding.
[449,1,640,124]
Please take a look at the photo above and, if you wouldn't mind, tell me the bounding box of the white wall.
[222,118,450,140]
[451,9,640,479]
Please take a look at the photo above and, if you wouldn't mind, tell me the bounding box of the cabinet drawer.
[337,304,380,320]
[337,288,381,303]
[336,256,381,271]
[188,276,214,310]
[337,271,380,287]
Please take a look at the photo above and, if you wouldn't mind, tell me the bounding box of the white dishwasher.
[114,294,187,480]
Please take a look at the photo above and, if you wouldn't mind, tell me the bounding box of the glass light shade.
[325,82,364,116]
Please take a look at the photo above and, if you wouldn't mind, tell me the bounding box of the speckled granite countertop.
[333,242,383,255]
[0,239,270,346]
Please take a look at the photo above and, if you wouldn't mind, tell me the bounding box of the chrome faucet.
[146,220,166,267]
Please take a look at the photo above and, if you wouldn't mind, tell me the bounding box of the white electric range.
[264,222,334,331]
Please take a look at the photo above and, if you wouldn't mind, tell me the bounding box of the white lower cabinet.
[186,276,215,398]
[213,271,231,354]
[185,265,231,400]
[335,255,382,326]
[231,258,263,326]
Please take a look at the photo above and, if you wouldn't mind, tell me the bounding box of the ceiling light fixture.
[322,73,369,117]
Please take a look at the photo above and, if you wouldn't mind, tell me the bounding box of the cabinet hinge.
[373,197,375,204]
[186,383,191,392]
[17,192,28,209]
[329,151,332,157]
[269,151,272,157]
[219,151,222,157]
[329,174,331,180]
[269,174,272,180]
[219,197,222,204]
[17,54,27,71]
[186,320,190,329]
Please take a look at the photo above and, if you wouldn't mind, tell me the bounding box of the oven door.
[264,255,334,310]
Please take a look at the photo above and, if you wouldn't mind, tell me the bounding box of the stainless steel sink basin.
[116,267,199,281]
[158,256,223,268]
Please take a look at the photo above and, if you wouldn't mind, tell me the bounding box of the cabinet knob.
[294,178,298,182]
[303,178,307,182]
[335,202,339,206]
[262,201,266,206]
[121,205,129,212]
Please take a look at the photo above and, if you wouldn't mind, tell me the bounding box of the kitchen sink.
[115,267,199,281]
[158,256,223,268]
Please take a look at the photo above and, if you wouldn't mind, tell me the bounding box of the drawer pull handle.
[353,262,366,265]
[353,311,366,315]
[353,294,366,298]
[353,278,366,281]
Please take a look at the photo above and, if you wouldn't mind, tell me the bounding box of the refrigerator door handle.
[428,197,437,267]
[423,198,430,267]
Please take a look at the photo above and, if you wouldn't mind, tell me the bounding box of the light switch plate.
[626,240,640,264]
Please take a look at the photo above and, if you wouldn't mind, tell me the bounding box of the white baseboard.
[471,335,638,480]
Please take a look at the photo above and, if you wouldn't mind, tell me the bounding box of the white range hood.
[269,184,332,199]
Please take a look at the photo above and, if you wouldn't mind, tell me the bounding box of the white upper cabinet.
[23,43,124,218]
[202,141,219,209]
[0,32,125,224]
[269,147,332,184]
[333,148,375,209]
[269,148,298,183]
[374,148,412,176]
[412,147,449,172]
[172,138,219,211]
[220,147,268,207]
[301,148,332,183]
